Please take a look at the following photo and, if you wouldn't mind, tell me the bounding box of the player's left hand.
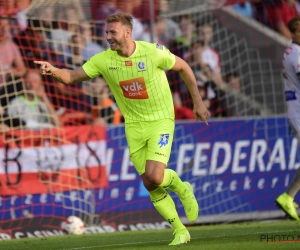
[193,104,210,125]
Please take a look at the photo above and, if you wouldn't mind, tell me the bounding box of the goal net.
[0,0,298,239]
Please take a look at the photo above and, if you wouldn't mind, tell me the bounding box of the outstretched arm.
[34,61,90,84]
[171,56,209,125]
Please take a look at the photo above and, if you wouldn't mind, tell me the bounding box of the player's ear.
[125,28,131,38]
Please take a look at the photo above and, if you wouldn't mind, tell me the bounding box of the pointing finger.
[34,61,46,65]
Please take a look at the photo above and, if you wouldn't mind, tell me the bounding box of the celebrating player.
[34,13,209,245]
[275,16,300,221]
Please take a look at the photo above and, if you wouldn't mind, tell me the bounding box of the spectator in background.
[197,23,225,91]
[51,3,86,61]
[224,72,244,116]
[153,18,169,45]
[0,95,25,131]
[79,21,103,60]
[14,25,60,69]
[133,0,161,24]
[155,0,181,47]
[91,0,120,48]
[88,77,122,125]
[30,6,56,45]
[265,0,298,39]
[93,0,120,21]
[58,34,91,113]
[173,85,211,120]
[153,17,180,46]
[0,94,25,131]
[224,72,259,117]
[65,35,86,69]
[118,0,149,41]
[187,38,227,117]
[169,15,196,108]
[233,2,254,18]
[171,15,196,59]
[172,92,195,120]
[196,23,228,117]
[65,21,103,60]
[0,0,30,16]
[93,0,148,42]
[252,0,270,26]
[0,0,30,36]
[0,17,26,85]
[16,7,67,110]
[56,0,86,22]
[7,70,60,129]
[159,0,181,36]
[226,72,241,90]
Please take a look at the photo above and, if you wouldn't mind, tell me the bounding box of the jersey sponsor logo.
[285,91,297,101]
[125,60,132,66]
[109,66,122,70]
[156,43,163,50]
[158,134,169,148]
[119,76,149,99]
[137,61,146,71]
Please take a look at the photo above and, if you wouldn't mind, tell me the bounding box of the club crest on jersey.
[137,61,147,71]
[156,43,163,50]
[158,134,169,148]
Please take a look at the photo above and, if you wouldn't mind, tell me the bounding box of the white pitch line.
[61,229,300,250]
[61,239,170,250]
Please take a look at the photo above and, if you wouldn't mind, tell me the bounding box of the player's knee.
[145,173,163,186]
[143,180,155,191]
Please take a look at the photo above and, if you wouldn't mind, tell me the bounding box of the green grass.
[2,220,300,250]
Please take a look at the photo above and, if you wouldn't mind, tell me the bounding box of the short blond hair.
[106,13,133,30]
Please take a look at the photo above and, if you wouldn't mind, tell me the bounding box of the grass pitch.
[1,220,300,250]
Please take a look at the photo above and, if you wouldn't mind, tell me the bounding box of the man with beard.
[34,13,209,245]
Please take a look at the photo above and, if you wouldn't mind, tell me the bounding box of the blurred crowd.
[235,0,300,39]
[0,0,297,130]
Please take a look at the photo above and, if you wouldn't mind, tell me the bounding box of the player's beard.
[109,36,126,51]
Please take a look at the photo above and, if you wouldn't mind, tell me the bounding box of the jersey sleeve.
[155,43,176,70]
[82,53,104,79]
[292,52,300,75]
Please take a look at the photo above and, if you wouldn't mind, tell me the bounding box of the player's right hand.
[34,61,55,76]
[194,103,210,125]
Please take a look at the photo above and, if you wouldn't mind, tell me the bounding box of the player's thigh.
[125,123,147,175]
[125,122,145,155]
[145,119,175,165]
[130,147,147,175]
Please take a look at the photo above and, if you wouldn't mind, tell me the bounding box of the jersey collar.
[113,41,139,59]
